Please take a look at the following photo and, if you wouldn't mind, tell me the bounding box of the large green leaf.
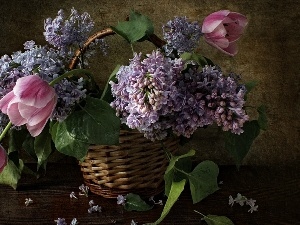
[51,120,90,160]
[164,149,195,196]
[203,215,235,225]
[111,10,154,43]
[52,96,120,160]
[66,96,120,144]
[124,193,153,211]
[145,179,186,225]
[0,159,24,189]
[34,124,53,170]
[188,160,219,204]
[225,120,261,168]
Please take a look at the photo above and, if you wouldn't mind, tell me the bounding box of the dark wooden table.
[0,163,299,225]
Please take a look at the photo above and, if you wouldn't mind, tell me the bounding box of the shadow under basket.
[80,130,179,198]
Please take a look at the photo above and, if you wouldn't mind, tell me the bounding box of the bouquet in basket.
[0,8,266,224]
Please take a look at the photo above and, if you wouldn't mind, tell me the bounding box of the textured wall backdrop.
[0,0,299,166]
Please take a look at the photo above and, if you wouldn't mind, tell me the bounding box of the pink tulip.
[202,10,248,56]
[0,75,57,137]
[0,145,7,173]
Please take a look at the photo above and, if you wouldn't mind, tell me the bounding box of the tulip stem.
[0,121,12,142]
[49,69,93,87]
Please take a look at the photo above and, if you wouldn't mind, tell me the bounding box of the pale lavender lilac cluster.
[44,8,108,62]
[162,16,202,56]
[0,41,86,123]
[171,66,249,137]
[110,52,249,140]
[110,50,184,140]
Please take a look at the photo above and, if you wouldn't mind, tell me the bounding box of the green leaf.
[257,105,268,130]
[52,97,120,160]
[34,124,53,170]
[225,120,261,168]
[164,149,195,196]
[245,81,258,94]
[52,121,90,160]
[22,134,35,160]
[180,52,210,69]
[124,193,153,211]
[111,10,154,43]
[204,215,235,225]
[0,159,24,189]
[188,160,219,204]
[101,64,120,102]
[145,179,186,225]
[8,128,28,154]
[67,97,120,144]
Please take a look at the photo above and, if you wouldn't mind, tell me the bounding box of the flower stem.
[48,69,93,87]
[0,121,12,142]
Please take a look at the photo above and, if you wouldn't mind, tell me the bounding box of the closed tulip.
[202,10,248,56]
[0,145,7,173]
[0,75,57,137]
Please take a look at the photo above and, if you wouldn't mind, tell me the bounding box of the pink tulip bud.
[0,145,7,173]
[202,10,248,56]
[0,75,57,137]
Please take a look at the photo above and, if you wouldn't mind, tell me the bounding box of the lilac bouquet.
[0,8,266,225]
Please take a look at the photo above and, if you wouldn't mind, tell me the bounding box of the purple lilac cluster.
[0,41,86,123]
[171,65,249,137]
[162,16,202,56]
[110,50,184,140]
[110,52,249,140]
[44,8,108,62]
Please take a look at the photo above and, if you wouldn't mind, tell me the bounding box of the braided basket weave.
[80,130,178,198]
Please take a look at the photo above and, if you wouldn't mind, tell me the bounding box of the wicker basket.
[80,130,178,198]
[72,28,172,198]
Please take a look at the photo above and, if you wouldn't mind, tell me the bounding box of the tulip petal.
[228,12,248,28]
[14,75,56,108]
[26,116,49,137]
[202,10,230,33]
[223,41,238,56]
[19,97,57,126]
[0,91,16,114]
[7,102,27,126]
[204,34,229,49]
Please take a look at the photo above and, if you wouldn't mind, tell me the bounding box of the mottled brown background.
[0,0,299,166]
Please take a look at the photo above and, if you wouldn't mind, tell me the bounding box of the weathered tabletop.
[0,163,299,225]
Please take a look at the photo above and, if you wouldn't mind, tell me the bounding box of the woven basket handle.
[68,28,166,70]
